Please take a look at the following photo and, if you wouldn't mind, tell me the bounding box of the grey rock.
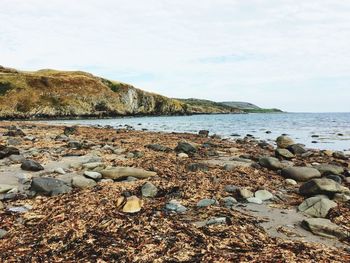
[333,193,350,202]
[224,185,239,193]
[206,217,226,225]
[7,205,31,213]
[259,156,288,170]
[146,144,172,152]
[287,144,307,155]
[187,163,208,172]
[141,182,158,198]
[222,196,237,208]
[7,138,21,146]
[302,218,347,239]
[198,130,209,137]
[0,145,20,159]
[21,160,44,172]
[332,151,348,160]
[0,229,7,239]
[175,141,197,154]
[9,154,25,163]
[247,197,263,204]
[298,196,337,218]
[299,178,350,196]
[0,184,15,194]
[165,200,187,213]
[82,162,104,170]
[72,176,97,189]
[67,141,82,149]
[30,177,72,196]
[275,148,294,160]
[281,167,321,182]
[325,174,342,184]
[100,167,156,180]
[197,198,217,207]
[84,171,102,180]
[255,190,273,201]
[276,136,295,149]
[53,167,66,175]
[64,126,77,136]
[314,164,344,175]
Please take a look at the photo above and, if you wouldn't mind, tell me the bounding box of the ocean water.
[47,113,350,151]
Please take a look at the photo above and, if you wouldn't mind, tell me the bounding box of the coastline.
[0,121,349,261]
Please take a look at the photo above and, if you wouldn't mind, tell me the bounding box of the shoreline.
[0,121,349,261]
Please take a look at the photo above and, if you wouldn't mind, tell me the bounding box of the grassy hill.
[176,98,242,114]
[0,66,240,119]
[221,101,282,113]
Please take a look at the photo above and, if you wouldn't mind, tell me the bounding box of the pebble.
[222,196,237,208]
[197,198,217,207]
[122,196,143,213]
[285,179,297,185]
[84,171,102,180]
[166,200,187,213]
[141,182,158,198]
[178,153,189,158]
[239,188,254,199]
[72,176,97,189]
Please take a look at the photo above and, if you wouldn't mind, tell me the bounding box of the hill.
[0,66,239,119]
[176,98,242,114]
[221,101,282,113]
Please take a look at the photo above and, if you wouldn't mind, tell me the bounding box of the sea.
[47,112,350,151]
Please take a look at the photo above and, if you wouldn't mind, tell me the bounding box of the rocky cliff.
[0,66,240,119]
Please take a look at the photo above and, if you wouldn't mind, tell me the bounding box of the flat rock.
[100,167,156,180]
[0,184,15,194]
[259,156,288,170]
[314,164,345,175]
[302,218,347,239]
[255,190,273,201]
[165,200,187,213]
[299,178,350,196]
[276,136,295,149]
[122,196,143,213]
[30,177,72,196]
[247,197,263,204]
[197,198,217,207]
[141,182,158,198]
[72,176,97,189]
[281,167,321,182]
[275,148,294,159]
[84,171,102,180]
[21,160,44,172]
[298,196,337,218]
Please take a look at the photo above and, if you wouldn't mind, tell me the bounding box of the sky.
[1,0,350,112]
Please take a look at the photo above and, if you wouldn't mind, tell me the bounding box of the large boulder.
[298,196,337,218]
[313,164,344,175]
[302,218,347,239]
[30,177,72,196]
[281,167,321,182]
[100,167,156,180]
[299,178,350,196]
[21,160,44,172]
[276,136,294,149]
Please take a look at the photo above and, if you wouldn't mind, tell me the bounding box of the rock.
[285,179,297,185]
[302,218,347,239]
[276,136,295,149]
[281,167,321,182]
[325,174,342,184]
[175,142,197,154]
[197,198,217,207]
[314,164,344,175]
[146,144,172,152]
[222,196,237,208]
[141,182,158,198]
[4,128,26,137]
[224,185,239,193]
[333,193,350,202]
[7,205,31,213]
[84,171,102,180]
[9,154,25,163]
[30,177,72,196]
[64,126,77,136]
[332,151,348,160]
[239,188,254,199]
[298,196,337,218]
[0,229,7,239]
[72,176,97,189]
[247,197,263,204]
[255,190,273,201]
[187,163,208,172]
[0,201,3,210]
[287,144,307,155]
[165,200,187,213]
[7,138,21,146]
[53,167,66,175]
[100,167,156,180]
[299,178,350,196]
[198,130,209,137]
[122,196,143,213]
[275,148,294,159]
[130,150,144,158]
[67,141,82,149]
[21,160,44,172]
[259,156,288,170]
[0,145,20,159]
[0,184,15,194]
[55,134,70,141]
[206,217,226,225]
[224,161,253,170]
[82,162,104,170]
[100,179,114,183]
[178,153,189,158]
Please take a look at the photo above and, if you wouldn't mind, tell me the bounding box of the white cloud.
[1,0,350,111]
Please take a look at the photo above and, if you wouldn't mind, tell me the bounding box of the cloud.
[1,0,350,112]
